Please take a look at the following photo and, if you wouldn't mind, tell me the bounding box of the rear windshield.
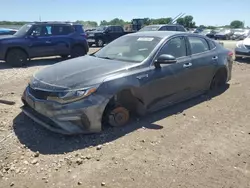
[74,25,84,33]
[139,26,161,32]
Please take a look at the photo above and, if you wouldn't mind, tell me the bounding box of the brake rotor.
[108,107,130,127]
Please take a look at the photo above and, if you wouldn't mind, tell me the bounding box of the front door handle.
[212,56,218,60]
[45,41,51,44]
[183,62,192,68]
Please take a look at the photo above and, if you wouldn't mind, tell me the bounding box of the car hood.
[243,38,250,46]
[30,55,134,91]
[0,35,16,39]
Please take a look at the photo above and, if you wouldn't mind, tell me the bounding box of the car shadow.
[0,57,66,70]
[13,85,229,155]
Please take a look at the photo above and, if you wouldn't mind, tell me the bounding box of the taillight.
[228,51,233,57]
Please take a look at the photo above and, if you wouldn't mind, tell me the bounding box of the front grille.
[28,86,57,100]
[245,45,250,49]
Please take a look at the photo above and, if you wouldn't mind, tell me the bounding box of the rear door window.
[165,26,177,31]
[177,26,186,32]
[188,37,210,54]
[208,39,216,50]
[51,25,74,36]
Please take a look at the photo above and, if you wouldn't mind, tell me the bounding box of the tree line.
[0,16,245,29]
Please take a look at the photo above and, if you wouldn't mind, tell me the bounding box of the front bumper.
[21,87,109,135]
[235,47,250,58]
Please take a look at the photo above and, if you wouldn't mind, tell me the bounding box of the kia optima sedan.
[21,31,233,134]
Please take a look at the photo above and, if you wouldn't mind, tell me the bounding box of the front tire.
[6,49,28,67]
[108,106,130,127]
[70,45,86,58]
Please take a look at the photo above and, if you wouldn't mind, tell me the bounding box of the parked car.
[231,29,250,40]
[0,28,17,35]
[214,29,234,40]
[199,29,217,38]
[21,31,233,135]
[86,25,134,47]
[0,22,89,67]
[235,35,250,60]
[139,24,186,32]
[193,28,203,33]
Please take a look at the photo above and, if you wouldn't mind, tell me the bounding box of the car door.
[142,36,193,112]
[115,26,124,38]
[105,26,115,43]
[49,25,72,55]
[187,36,218,92]
[27,25,55,57]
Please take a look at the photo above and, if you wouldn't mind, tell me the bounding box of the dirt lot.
[0,41,250,188]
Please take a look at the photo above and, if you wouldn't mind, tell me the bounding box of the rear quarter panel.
[216,44,233,81]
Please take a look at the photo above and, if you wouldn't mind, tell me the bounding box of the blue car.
[0,28,17,35]
[0,22,89,67]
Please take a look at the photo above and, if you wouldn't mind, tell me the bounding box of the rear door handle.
[183,62,192,68]
[212,56,218,60]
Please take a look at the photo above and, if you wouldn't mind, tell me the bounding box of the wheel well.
[72,44,87,53]
[214,67,227,80]
[101,89,144,124]
[5,47,29,60]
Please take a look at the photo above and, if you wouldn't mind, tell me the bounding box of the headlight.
[236,41,244,48]
[47,87,97,104]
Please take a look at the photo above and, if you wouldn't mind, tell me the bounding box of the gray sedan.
[21,31,233,134]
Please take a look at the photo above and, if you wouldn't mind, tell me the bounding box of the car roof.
[144,24,183,27]
[27,21,80,26]
[127,31,200,39]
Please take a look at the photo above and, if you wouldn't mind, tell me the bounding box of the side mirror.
[154,54,177,68]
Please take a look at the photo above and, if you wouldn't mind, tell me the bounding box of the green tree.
[176,15,195,28]
[76,20,98,28]
[176,18,185,25]
[150,17,172,25]
[230,20,244,28]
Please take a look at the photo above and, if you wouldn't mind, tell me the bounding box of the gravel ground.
[1,42,250,188]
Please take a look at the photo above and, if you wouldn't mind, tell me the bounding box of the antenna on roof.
[170,13,185,24]
[39,15,41,22]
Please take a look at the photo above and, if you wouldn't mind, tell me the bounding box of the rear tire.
[210,70,227,91]
[70,45,86,58]
[6,49,27,67]
[95,39,104,47]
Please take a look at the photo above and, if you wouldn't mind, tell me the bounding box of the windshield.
[14,24,32,37]
[95,26,107,31]
[94,35,162,63]
[139,25,161,32]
